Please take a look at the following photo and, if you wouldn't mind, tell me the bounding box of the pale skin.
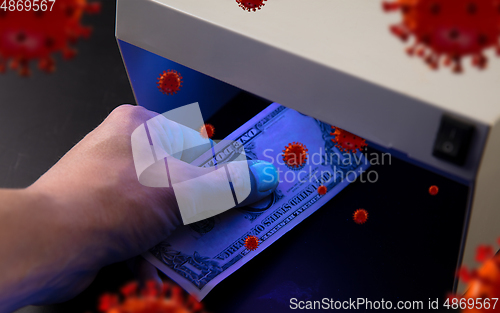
[0,105,278,313]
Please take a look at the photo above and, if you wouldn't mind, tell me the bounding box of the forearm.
[0,188,101,312]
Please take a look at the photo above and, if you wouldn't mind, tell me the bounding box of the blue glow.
[118,40,240,119]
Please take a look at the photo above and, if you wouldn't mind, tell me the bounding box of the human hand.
[6,105,278,310]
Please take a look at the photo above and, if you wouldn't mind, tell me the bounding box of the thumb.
[130,107,279,224]
[232,160,279,208]
[168,155,279,225]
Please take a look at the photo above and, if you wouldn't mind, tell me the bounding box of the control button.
[433,115,474,166]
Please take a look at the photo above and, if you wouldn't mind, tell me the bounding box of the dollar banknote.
[144,103,370,299]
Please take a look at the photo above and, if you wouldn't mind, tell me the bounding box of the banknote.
[144,103,370,299]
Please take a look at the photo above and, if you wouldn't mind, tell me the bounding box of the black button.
[433,115,474,166]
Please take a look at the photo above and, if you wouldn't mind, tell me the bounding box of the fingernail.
[250,161,279,192]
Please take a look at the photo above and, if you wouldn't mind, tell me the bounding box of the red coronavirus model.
[353,209,368,224]
[331,126,367,153]
[382,0,500,73]
[200,124,215,139]
[282,142,308,169]
[454,238,500,312]
[0,0,101,76]
[244,235,260,251]
[157,70,183,95]
[236,0,267,12]
[429,185,439,196]
[98,280,207,313]
[317,185,327,195]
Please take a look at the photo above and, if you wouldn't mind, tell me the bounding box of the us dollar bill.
[144,103,370,299]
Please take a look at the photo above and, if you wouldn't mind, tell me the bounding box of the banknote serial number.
[1,0,56,11]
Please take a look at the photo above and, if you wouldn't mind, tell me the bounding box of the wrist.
[28,170,148,269]
[25,183,111,270]
[0,188,100,311]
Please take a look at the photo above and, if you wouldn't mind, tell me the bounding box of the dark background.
[0,1,135,189]
[1,1,469,313]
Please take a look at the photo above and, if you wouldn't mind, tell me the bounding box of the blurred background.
[0,1,135,189]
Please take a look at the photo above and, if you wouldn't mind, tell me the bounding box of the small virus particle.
[454,238,500,312]
[244,235,260,251]
[429,185,439,196]
[97,280,207,313]
[157,70,183,95]
[353,209,368,224]
[330,126,367,153]
[317,185,327,195]
[282,142,308,169]
[236,0,267,12]
[382,0,500,73]
[200,124,215,139]
[0,0,101,76]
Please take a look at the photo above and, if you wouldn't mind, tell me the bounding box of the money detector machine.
[116,0,500,311]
